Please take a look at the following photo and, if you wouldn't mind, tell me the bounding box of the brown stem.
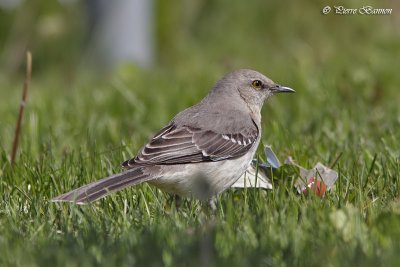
[11,51,32,164]
[330,152,342,169]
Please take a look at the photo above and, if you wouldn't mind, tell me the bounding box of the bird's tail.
[52,167,153,204]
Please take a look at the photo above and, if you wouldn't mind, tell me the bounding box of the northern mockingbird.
[53,69,295,204]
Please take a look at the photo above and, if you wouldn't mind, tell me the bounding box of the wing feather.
[122,121,259,167]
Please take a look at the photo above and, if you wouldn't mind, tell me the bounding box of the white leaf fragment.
[232,163,273,189]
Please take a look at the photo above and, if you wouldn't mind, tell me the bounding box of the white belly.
[148,138,260,199]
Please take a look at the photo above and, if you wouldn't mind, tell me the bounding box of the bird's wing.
[122,122,259,167]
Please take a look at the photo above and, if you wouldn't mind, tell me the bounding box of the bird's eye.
[251,80,263,89]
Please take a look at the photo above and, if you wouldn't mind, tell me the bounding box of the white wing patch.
[222,134,230,140]
[221,134,254,146]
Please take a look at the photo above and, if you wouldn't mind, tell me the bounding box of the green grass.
[1,1,400,266]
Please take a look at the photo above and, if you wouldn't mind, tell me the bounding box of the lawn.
[0,1,399,266]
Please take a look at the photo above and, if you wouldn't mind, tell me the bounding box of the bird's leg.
[198,196,218,220]
[207,197,217,211]
[167,194,182,210]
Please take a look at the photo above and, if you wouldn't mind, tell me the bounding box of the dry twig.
[11,51,32,164]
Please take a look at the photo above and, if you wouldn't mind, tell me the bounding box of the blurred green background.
[0,0,399,266]
[0,0,399,154]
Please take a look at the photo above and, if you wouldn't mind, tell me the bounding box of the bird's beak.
[270,84,296,94]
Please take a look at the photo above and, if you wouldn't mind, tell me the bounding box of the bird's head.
[213,69,295,113]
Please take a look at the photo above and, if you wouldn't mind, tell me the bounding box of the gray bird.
[53,69,295,204]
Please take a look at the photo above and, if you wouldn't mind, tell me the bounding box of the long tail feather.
[52,167,153,204]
